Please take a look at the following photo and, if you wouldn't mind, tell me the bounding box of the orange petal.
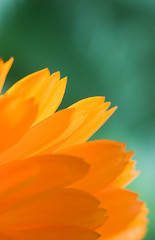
[18,225,100,240]
[0,95,38,154]
[5,68,50,97]
[5,69,67,123]
[0,230,33,240]
[0,154,89,205]
[57,140,134,193]
[110,160,139,188]
[0,189,106,231]
[96,188,148,239]
[59,97,117,150]
[42,97,117,153]
[0,57,13,93]
[102,203,148,240]
[0,97,116,163]
[0,108,75,164]
[35,74,67,124]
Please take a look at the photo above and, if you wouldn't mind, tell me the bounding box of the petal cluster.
[0,58,148,239]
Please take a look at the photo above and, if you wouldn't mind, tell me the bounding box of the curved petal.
[18,225,100,240]
[0,58,13,93]
[57,140,134,193]
[0,154,89,204]
[0,97,116,164]
[0,189,106,231]
[96,188,148,240]
[59,97,117,150]
[110,160,139,188]
[5,68,50,97]
[102,203,148,240]
[42,97,117,153]
[0,95,38,154]
[35,74,67,124]
[0,108,75,164]
[5,69,67,123]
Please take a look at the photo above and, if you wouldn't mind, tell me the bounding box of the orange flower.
[0,58,148,240]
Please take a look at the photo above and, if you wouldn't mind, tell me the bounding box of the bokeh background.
[0,0,154,239]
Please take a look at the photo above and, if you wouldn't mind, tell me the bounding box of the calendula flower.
[0,57,148,240]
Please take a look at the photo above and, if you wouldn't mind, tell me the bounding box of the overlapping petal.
[0,58,148,240]
[0,108,74,164]
[0,189,106,231]
[5,68,67,124]
[57,140,134,193]
[41,97,117,153]
[18,225,100,240]
[111,160,139,188]
[96,188,148,240]
[0,95,38,154]
[103,204,148,240]
[57,97,117,150]
[0,97,116,164]
[0,154,89,201]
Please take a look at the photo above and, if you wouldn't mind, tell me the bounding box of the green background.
[0,0,154,239]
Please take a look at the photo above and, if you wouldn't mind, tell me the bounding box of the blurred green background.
[0,0,154,239]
